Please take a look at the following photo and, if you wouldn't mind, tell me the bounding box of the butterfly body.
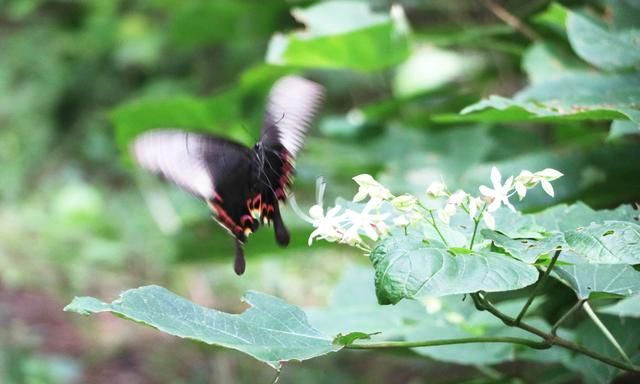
[132,76,324,275]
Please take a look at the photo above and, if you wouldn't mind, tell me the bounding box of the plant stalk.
[345,336,550,350]
[514,249,562,324]
[468,203,487,250]
[471,292,640,373]
[551,299,585,336]
[583,301,632,364]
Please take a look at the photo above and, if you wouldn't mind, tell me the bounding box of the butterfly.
[131,76,324,275]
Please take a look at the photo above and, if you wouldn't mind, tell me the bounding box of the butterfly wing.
[256,76,325,246]
[132,129,256,274]
[260,75,325,159]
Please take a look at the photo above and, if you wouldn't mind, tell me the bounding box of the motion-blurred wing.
[131,129,246,199]
[260,76,324,157]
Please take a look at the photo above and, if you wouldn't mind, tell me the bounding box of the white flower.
[513,168,564,199]
[535,168,563,180]
[344,199,390,242]
[393,215,410,227]
[437,203,456,224]
[437,191,467,224]
[468,196,484,219]
[514,170,535,200]
[535,168,563,197]
[352,174,393,203]
[426,181,448,198]
[391,194,417,212]
[307,204,347,246]
[483,211,496,230]
[448,190,467,205]
[479,167,515,212]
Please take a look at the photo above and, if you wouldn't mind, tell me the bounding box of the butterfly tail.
[273,203,290,247]
[234,239,246,275]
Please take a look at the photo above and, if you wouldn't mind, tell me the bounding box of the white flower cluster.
[431,167,563,230]
[302,175,392,250]
[302,167,562,250]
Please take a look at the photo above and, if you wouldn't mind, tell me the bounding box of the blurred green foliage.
[1,0,639,383]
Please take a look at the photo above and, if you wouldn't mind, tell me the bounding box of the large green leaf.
[567,9,640,71]
[64,286,337,370]
[609,120,640,139]
[266,1,410,71]
[563,221,640,264]
[437,72,640,124]
[369,232,538,305]
[599,294,640,318]
[522,42,587,85]
[528,202,638,232]
[553,261,640,299]
[481,229,563,263]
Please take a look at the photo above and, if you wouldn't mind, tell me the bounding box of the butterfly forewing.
[261,76,325,158]
[131,130,250,200]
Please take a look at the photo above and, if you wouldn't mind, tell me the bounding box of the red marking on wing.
[207,200,244,238]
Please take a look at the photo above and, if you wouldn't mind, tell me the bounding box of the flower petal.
[490,167,502,188]
[483,212,496,230]
[515,182,527,200]
[541,179,555,197]
[479,185,495,197]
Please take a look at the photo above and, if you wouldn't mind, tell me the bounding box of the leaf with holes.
[369,232,538,305]
[64,285,337,370]
[436,72,640,124]
[553,258,640,299]
[481,229,563,263]
[564,221,640,264]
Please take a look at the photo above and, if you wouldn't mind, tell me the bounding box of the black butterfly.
[132,76,324,275]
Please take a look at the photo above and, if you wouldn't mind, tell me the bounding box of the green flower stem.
[471,292,640,373]
[468,203,487,250]
[345,336,550,350]
[514,249,562,325]
[416,201,449,247]
[551,299,585,336]
[583,301,632,365]
[428,210,449,247]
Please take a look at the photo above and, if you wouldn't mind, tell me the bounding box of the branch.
[472,292,640,373]
[478,0,541,41]
[515,249,562,324]
[551,299,585,336]
[345,336,550,350]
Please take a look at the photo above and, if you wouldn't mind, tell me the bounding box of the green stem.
[514,249,562,325]
[468,203,487,250]
[428,210,449,247]
[345,336,550,350]
[583,301,632,364]
[472,292,640,373]
[551,299,585,336]
[417,202,449,247]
